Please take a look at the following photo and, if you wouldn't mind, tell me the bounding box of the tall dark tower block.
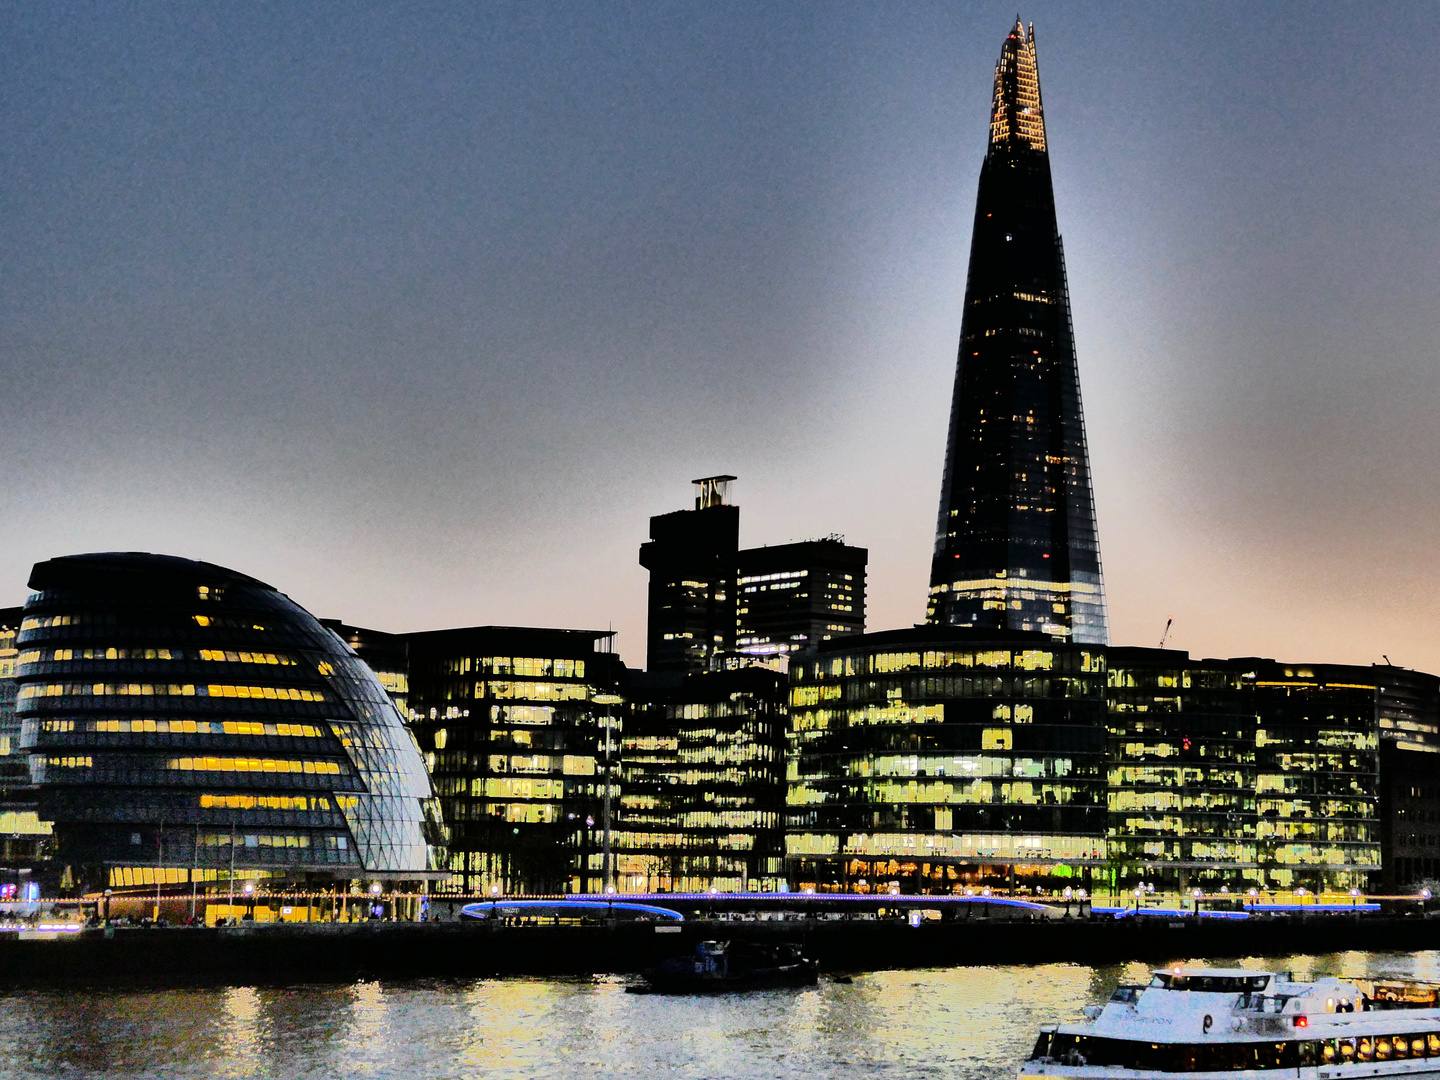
[639,476,740,673]
[928,20,1108,644]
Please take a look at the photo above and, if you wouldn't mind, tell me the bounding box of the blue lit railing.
[1091,906,1250,920]
[492,891,1052,912]
[1244,902,1381,913]
[460,899,685,921]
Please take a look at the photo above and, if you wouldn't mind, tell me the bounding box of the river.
[2,951,1437,1079]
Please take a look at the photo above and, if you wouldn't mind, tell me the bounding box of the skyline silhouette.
[2,3,1438,671]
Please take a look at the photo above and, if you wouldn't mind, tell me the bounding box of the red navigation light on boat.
[1293,1016,1308,1028]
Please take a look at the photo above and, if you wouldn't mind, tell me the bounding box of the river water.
[2,951,1438,1079]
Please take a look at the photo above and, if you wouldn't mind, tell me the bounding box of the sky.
[2,2,1438,672]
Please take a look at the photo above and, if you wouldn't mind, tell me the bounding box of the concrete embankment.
[0,915,1436,987]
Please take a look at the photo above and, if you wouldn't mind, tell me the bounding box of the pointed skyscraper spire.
[928,18,1108,644]
[989,20,1046,153]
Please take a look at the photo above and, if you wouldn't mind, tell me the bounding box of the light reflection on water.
[0,952,1435,1079]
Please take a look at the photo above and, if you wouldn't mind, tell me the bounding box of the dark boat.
[628,940,819,993]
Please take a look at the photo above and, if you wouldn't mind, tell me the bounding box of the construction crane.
[1158,617,1173,649]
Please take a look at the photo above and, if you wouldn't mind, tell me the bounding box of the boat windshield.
[1151,973,1270,993]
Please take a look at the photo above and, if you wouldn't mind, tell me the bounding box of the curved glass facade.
[15,553,437,889]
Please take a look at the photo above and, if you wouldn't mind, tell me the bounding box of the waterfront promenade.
[0,893,1436,987]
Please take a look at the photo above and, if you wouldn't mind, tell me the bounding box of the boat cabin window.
[1109,986,1143,1004]
[1032,1033,1440,1070]
[1150,973,1270,993]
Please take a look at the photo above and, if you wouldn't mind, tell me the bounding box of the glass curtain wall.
[786,626,1107,894]
[16,553,437,894]
[405,627,623,895]
[617,668,787,892]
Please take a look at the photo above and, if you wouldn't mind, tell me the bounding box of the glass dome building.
[16,553,439,891]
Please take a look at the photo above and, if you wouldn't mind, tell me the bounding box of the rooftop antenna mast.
[1158,617,1173,649]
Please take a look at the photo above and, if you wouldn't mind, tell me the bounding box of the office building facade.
[405,625,624,894]
[616,667,788,892]
[1105,650,1384,893]
[640,478,868,676]
[786,626,1108,893]
[1105,649,1260,891]
[928,20,1107,644]
[736,539,866,669]
[0,607,49,879]
[16,553,438,893]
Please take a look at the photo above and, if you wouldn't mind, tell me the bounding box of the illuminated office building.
[404,626,624,894]
[1251,670,1379,891]
[1293,662,1437,892]
[0,607,49,878]
[786,626,1108,893]
[616,668,787,892]
[639,476,739,674]
[1105,650,1384,893]
[1104,649,1259,891]
[641,478,867,675]
[736,539,866,669]
[0,608,27,794]
[1361,661,1440,891]
[15,553,438,892]
[928,19,1107,644]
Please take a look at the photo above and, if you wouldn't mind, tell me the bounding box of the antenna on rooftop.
[1158,617,1173,649]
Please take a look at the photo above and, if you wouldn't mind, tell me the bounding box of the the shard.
[928,19,1108,644]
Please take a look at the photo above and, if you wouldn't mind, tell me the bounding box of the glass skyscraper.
[929,20,1107,645]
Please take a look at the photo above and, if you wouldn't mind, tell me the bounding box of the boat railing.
[1366,979,1440,1009]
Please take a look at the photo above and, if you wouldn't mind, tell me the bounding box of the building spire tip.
[989,15,1047,153]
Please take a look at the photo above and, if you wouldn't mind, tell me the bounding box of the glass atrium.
[16,553,438,892]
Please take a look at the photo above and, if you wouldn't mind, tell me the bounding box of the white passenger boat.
[1021,966,1440,1077]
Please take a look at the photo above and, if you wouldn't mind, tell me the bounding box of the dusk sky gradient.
[2,2,1438,671]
